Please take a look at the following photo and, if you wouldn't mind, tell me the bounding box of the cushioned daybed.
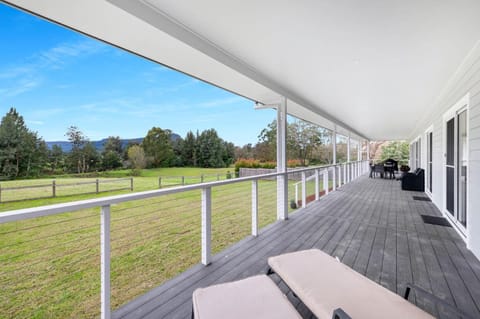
[192,274,302,319]
[268,249,435,319]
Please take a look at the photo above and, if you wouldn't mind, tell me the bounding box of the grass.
[0,167,323,318]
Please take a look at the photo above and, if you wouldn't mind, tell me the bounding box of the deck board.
[113,176,480,319]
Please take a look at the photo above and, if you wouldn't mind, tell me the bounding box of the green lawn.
[0,167,319,318]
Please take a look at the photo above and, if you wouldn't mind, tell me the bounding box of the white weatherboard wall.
[410,42,480,258]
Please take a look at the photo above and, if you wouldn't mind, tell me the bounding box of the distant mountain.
[46,133,181,152]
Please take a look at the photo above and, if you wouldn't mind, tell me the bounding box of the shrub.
[234,158,277,175]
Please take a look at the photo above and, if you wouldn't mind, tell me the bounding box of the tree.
[181,131,197,166]
[65,126,91,173]
[197,129,226,168]
[223,141,235,166]
[255,120,277,161]
[235,143,254,160]
[142,127,174,167]
[380,141,409,165]
[103,136,123,154]
[101,136,123,170]
[48,145,64,173]
[127,145,146,171]
[287,120,322,166]
[0,108,47,179]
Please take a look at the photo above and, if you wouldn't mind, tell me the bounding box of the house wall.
[410,42,480,258]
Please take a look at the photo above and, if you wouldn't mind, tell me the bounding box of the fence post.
[0,184,2,203]
[182,176,185,185]
[301,172,307,208]
[201,187,212,265]
[130,178,133,191]
[52,180,56,197]
[159,177,162,189]
[251,180,258,236]
[315,169,319,201]
[201,174,204,183]
[100,205,111,319]
[96,179,99,194]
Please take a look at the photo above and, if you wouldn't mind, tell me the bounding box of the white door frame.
[424,125,434,199]
[442,93,469,238]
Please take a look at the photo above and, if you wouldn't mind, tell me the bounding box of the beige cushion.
[268,249,435,319]
[192,274,302,319]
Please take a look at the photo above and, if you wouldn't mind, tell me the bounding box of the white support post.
[100,205,111,319]
[201,187,212,265]
[323,169,329,195]
[251,180,258,237]
[301,172,307,208]
[367,141,370,161]
[276,98,288,220]
[315,169,319,201]
[343,164,347,185]
[332,129,337,191]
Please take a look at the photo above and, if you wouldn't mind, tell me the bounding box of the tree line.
[0,108,379,180]
[0,108,236,179]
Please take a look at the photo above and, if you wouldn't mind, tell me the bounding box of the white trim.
[441,93,470,241]
[424,125,434,198]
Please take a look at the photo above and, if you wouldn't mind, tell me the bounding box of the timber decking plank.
[113,176,480,319]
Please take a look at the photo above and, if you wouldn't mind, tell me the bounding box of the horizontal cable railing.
[0,160,369,319]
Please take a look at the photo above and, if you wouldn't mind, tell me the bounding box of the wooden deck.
[113,176,480,319]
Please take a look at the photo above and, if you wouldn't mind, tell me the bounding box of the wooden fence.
[0,178,133,203]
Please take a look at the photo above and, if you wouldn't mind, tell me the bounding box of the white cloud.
[0,39,108,97]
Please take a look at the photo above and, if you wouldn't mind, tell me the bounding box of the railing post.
[96,179,99,194]
[100,205,111,319]
[201,174,204,183]
[52,180,56,198]
[343,164,346,185]
[315,169,319,201]
[251,180,258,237]
[301,172,307,208]
[217,174,220,181]
[130,178,133,191]
[182,176,185,185]
[295,184,299,207]
[201,187,212,265]
[337,166,341,187]
[158,177,162,188]
[0,184,2,203]
[332,167,336,191]
[323,169,329,195]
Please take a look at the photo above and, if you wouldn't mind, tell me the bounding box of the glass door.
[427,132,432,193]
[445,109,468,230]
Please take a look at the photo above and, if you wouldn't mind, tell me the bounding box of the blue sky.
[0,3,275,145]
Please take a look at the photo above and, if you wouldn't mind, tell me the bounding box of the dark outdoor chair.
[383,159,398,179]
[401,168,425,191]
[372,164,384,178]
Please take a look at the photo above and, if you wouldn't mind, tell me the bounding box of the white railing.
[0,160,369,319]
[293,160,368,206]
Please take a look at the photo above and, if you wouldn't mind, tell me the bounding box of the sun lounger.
[191,274,302,319]
[267,249,435,319]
